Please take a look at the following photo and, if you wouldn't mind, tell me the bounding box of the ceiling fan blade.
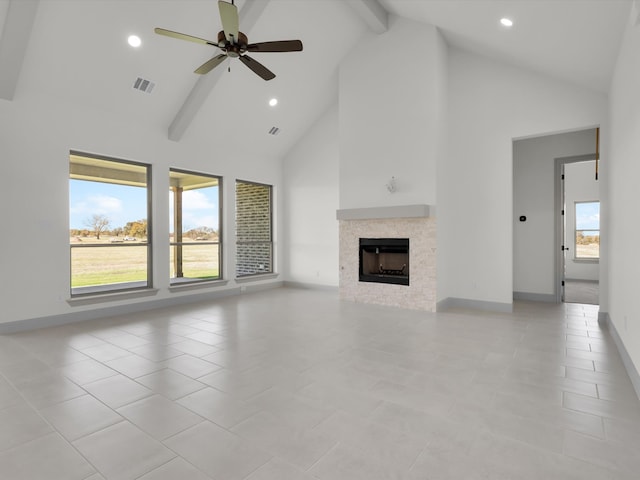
[194,54,227,74]
[218,1,239,43]
[154,28,217,46]
[247,40,303,53]
[239,55,276,81]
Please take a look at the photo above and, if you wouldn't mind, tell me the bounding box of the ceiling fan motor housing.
[218,30,248,57]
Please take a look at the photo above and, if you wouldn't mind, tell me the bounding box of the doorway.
[555,156,600,305]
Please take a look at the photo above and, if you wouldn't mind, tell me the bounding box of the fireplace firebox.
[359,238,409,286]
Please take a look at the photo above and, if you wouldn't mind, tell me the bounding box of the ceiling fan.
[155,0,303,81]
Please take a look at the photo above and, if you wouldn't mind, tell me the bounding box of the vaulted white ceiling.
[380,0,631,94]
[0,0,632,160]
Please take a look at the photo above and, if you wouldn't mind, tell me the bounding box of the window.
[575,201,600,259]
[69,152,151,295]
[235,180,273,277]
[170,169,222,284]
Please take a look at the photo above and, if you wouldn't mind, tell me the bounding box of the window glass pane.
[170,244,220,279]
[575,201,600,259]
[170,170,221,284]
[71,245,147,287]
[576,202,599,230]
[236,243,272,276]
[575,231,600,258]
[236,181,272,276]
[69,153,150,295]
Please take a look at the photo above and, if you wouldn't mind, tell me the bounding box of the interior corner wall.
[338,15,441,209]
[608,13,640,381]
[512,130,597,297]
[441,48,606,306]
[282,104,339,287]
[434,27,448,303]
[0,92,283,326]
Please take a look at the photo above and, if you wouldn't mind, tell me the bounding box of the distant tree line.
[71,214,217,241]
[181,226,219,241]
[70,214,148,239]
[576,232,600,245]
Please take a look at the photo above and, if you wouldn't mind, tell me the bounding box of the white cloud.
[70,201,90,216]
[183,190,215,210]
[89,195,123,214]
[179,191,218,230]
[182,213,218,230]
[71,195,122,214]
[577,212,600,230]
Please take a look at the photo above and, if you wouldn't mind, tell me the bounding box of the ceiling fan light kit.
[155,0,303,81]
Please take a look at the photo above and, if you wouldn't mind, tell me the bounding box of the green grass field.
[70,238,219,287]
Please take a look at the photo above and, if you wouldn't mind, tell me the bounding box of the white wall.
[608,12,640,379]
[564,160,599,281]
[441,48,606,307]
[0,91,283,326]
[512,130,597,297]
[338,15,445,209]
[282,104,339,287]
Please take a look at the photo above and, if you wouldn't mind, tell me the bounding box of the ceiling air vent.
[268,127,280,136]
[133,77,155,94]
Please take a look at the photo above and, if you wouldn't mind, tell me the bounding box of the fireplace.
[338,208,435,310]
[359,238,409,286]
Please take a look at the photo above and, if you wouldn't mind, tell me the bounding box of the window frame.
[69,151,153,297]
[169,168,223,285]
[235,179,273,278]
[574,200,600,261]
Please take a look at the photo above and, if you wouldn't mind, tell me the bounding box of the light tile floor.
[564,280,599,305]
[1,287,640,479]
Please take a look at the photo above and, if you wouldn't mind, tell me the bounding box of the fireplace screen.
[359,238,409,286]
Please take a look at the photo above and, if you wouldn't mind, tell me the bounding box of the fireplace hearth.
[359,238,409,286]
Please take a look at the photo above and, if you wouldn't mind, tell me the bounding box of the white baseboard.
[283,281,339,292]
[513,291,556,302]
[599,311,640,401]
[437,297,513,313]
[0,282,284,334]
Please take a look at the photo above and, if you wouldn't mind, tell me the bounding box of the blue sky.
[576,202,600,232]
[70,180,219,231]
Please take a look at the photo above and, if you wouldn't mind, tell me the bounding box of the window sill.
[235,273,279,283]
[67,287,159,306]
[573,258,599,264]
[169,279,229,292]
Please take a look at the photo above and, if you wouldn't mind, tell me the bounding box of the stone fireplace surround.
[337,205,436,311]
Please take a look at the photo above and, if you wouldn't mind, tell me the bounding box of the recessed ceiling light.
[500,18,513,27]
[128,35,142,48]
[269,98,278,107]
